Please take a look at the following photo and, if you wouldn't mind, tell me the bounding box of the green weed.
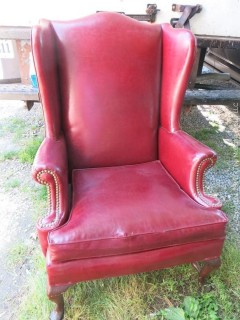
[4,177,21,191]
[21,184,47,223]
[156,294,219,319]
[35,185,47,201]
[8,243,28,268]
[235,147,240,162]
[18,138,42,163]
[191,127,218,141]
[0,118,26,140]
[18,254,52,320]
[0,150,19,161]
[187,127,237,166]
[221,201,236,216]
[211,242,240,318]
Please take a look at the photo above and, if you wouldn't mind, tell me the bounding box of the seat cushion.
[48,161,227,263]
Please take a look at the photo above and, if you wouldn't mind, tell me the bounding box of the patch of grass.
[187,128,222,155]
[35,184,47,201]
[4,177,21,191]
[235,147,240,162]
[20,184,47,223]
[0,118,26,139]
[222,201,236,216]
[191,127,218,141]
[11,118,27,141]
[31,124,39,131]
[18,258,197,320]
[33,186,48,221]
[19,240,240,320]
[210,242,240,319]
[187,127,237,167]
[156,294,220,319]
[18,138,42,163]
[221,145,236,161]
[214,158,230,170]
[0,150,19,161]
[23,183,47,201]
[8,243,28,268]
[18,254,52,320]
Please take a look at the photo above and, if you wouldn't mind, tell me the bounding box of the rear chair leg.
[47,283,71,320]
[192,257,221,284]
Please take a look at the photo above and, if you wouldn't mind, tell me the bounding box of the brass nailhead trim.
[196,157,221,207]
[36,169,60,228]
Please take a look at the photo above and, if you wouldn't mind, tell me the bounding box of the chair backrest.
[32,12,195,171]
[33,13,162,169]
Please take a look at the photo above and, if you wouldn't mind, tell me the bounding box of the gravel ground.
[181,104,240,236]
[0,100,239,319]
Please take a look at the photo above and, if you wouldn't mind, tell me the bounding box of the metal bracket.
[171,4,202,29]
[98,4,159,23]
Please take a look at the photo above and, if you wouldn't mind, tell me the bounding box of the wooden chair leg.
[47,283,71,320]
[192,257,221,284]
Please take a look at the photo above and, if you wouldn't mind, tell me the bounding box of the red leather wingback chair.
[32,12,227,320]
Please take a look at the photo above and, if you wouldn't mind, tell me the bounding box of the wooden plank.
[0,83,39,101]
[1,84,240,108]
[205,55,240,83]
[0,26,31,40]
[184,89,240,105]
[196,73,230,82]
[188,47,201,88]
[0,78,21,84]
[196,35,240,49]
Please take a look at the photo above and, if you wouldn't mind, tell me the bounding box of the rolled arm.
[32,135,69,254]
[159,127,222,208]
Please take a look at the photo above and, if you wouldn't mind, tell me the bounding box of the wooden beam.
[0,26,31,40]
[196,35,240,49]
[0,83,39,101]
[196,73,231,82]
[184,89,240,105]
[1,84,240,108]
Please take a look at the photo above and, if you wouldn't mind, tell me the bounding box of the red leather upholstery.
[31,20,62,139]
[32,135,69,254]
[47,239,225,286]
[160,24,195,132]
[49,161,227,263]
[31,12,228,300]
[159,128,222,208]
[34,14,162,171]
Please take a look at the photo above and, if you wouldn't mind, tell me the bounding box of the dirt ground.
[0,101,42,319]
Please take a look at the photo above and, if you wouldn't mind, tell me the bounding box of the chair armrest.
[159,127,222,208]
[32,135,69,231]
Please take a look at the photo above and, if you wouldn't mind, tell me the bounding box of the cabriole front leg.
[47,284,70,320]
[192,257,221,284]
[49,294,64,320]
